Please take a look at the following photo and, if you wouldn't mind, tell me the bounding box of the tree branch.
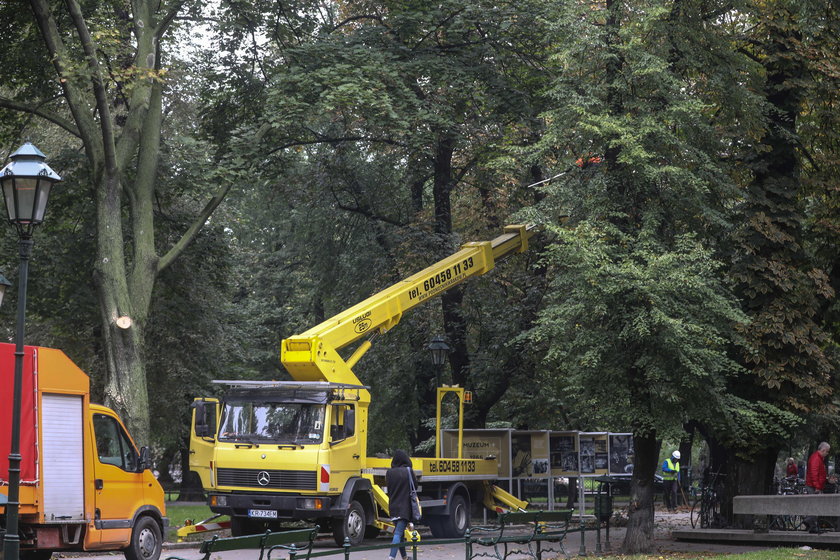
[331,14,388,32]
[29,0,100,152]
[264,135,409,155]
[0,96,81,138]
[335,201,407,227]
[66,0,119,172]
[157,182,233,273]
[156,0,187,39]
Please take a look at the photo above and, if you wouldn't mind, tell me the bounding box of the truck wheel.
[333,500,366,546]
[426,515,445,538]
[124,516,162,560]
[440,494,470,538]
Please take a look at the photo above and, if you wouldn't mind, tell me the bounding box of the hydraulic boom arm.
[280,224,535,386]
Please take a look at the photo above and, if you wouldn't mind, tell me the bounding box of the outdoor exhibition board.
[550,431,580,476]
[608,432,634,474]
[579,432,610,476]
[511,431,550,478]
[442,428,635,479]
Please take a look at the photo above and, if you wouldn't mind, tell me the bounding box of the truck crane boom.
[280,224,536,386]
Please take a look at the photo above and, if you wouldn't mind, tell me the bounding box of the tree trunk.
[156,445,176,486]
[95,168,155,444]
[727,448,778,529]
[26,0,228,450]
[622,432,660,554]
[431,135,472,392]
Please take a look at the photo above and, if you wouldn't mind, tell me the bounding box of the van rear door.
[41,394,85,521]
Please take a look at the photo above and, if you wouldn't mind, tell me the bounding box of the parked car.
[605,474,664,495]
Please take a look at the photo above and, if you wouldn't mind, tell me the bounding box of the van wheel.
[333,500,366,546]
[440,494,470,538]
[124,516,162,560]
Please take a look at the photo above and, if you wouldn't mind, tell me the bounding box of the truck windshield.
[218,401,325,444]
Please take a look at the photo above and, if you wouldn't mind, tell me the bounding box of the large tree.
[710,0,838,515]
[0,0,231,442]
[528,0,750,551]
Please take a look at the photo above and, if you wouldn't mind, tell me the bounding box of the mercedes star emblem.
[257,471,271,486]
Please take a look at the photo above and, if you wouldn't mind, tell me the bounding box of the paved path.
[69,509,775,560]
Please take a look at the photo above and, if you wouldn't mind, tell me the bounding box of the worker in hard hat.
[662,450,681,513]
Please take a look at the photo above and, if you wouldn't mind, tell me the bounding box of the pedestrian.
[804,442,832,533]
[786,457,798,478]
[662,450,681,512]
[386,449,416,560]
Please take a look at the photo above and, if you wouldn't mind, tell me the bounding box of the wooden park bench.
[166,526,319,560]
[466,509,573,560]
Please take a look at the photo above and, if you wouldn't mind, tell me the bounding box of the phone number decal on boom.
[408,257,477,302]
[428,460,477,473]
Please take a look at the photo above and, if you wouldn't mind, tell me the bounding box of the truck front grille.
[216,468,317,490]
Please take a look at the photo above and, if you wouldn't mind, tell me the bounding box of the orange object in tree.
[575,154,603,168]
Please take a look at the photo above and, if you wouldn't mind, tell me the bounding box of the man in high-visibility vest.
[662,450,680,513]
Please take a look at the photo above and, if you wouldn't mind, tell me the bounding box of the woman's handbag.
[406,467,422,521]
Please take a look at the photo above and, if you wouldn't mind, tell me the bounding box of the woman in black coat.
[386,449,417,560]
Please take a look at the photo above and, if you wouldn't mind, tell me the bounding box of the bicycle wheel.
[769,515,784,531]
[690,498,701,528]
[788,514,805,531]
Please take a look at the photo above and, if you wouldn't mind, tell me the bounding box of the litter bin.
[594,492,613,522]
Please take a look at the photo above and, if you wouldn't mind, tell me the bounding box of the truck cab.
[190,382,373,544]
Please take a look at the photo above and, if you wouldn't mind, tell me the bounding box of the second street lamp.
[1,142,61,560]
[427,335,450,388]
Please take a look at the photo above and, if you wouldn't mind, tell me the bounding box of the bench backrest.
[200,528,317,554]
[500,510,573,526]
[733,494,840,517]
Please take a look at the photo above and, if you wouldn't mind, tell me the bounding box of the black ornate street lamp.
[1,142,61,560]
[427,335,450,388]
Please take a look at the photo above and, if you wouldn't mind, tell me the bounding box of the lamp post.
[428,336,451,459]
[427,335,450,388]
[1,143,61,560]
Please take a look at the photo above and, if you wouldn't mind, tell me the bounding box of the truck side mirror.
[139,446,152,471]
[192,400,213,438]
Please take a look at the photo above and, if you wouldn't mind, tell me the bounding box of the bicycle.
[690,470,726,529]
[768,475,805,531]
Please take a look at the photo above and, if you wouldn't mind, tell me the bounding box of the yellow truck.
[189,225,534,545]
[0,344,167,560]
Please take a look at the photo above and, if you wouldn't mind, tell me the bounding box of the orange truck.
[0,344,167,560]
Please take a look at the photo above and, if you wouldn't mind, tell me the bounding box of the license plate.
[248,509,278,519]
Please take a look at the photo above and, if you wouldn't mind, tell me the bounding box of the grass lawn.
[605,551,840,559]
